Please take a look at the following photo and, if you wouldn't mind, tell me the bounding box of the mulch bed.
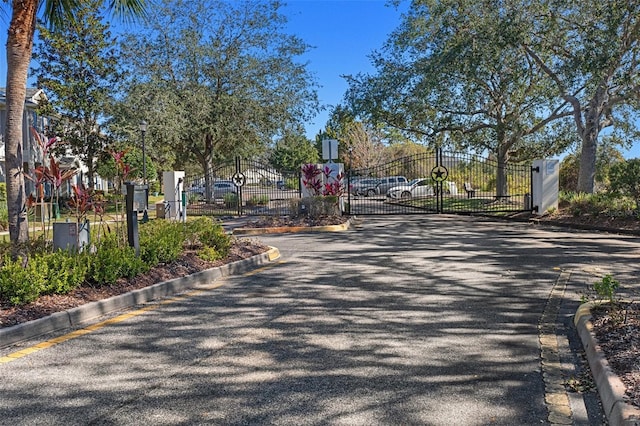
[0,239,270,328]
[591,303,640,409]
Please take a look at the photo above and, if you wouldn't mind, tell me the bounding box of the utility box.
[134,184,148,213]
[532,159,559,216]
[53,221,90,252]
[156,201,166,219]
[122,184,148,212]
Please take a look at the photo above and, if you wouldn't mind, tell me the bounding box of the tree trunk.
[576,85,609,194]
[495,125,510,198]
[5,0,39,244]
[576,110,601,194]
[496,145,509,198]
[86,162,95,190]
[577,133,598,194]
[197,134,215,202]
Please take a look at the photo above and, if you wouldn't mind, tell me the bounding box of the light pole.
[140,120,148,223]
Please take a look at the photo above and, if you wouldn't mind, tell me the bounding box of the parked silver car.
[376,176,409,194]
[350,178,381,196]
[192,180,237,199]
[212,181,237,198]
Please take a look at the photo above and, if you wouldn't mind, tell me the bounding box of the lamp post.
[140,120,148,223]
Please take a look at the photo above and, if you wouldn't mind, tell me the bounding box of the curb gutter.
[0,247,281,349]
[574,302,640,426]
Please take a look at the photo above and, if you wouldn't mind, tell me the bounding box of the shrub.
[199,227,231,258]
[198,246,222,262]
[184,217,231,258]
[559,155,579,192]
[0,206,7,231]
[0,216,234,305]
[0,183,6,230]
[0,247,91,305]
[88,234,146,286]
[247,195,269,206]
[184,217,210,247]
[150,180,161,194]
[42,251,90,295]
[608,159,640,212]
[560,191,636,218]
[139,220,184,264]
[594,274,620,305]
[282,177,297,190]
[224,193,239,208]
[0,255,48,305]
[561,192,601,217]
[188,192,200,204]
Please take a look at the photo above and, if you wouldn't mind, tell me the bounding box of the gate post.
[436,147,443,213]
[531,159,559,215]
[163,171,185,221]
[235,156,243,216]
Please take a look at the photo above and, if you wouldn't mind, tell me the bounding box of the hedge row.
[0,218,231,306]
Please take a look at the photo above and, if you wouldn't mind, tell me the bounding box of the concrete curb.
[232,218,352,235]
[0,247,281,349]
[529,218,640,237]
[574,302,640,426]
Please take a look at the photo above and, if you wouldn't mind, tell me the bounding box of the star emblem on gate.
[431,166,448,182]
[232,172,246,187]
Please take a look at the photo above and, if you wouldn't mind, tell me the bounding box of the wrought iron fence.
[183,157,301,217]
[347,150,532,215]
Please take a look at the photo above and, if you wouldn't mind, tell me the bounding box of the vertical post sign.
[322,139,338,162]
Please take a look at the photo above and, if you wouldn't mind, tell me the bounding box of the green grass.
[391,194,527,213]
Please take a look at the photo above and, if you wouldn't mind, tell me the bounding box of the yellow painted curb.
[267,247,280,261]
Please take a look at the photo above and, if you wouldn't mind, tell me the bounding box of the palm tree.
[4,0,145,244]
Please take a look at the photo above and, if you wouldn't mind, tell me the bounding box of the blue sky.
[281,0,408,139]
[2,0,638,158]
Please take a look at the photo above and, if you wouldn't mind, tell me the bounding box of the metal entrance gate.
[183,157,301,217]
[347,150,532,216]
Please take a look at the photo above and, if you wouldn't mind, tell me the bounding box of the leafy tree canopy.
[31,0,121,189]
[269,129,319,172]
[109,0,320,181]
[95,146,157,183]
[521,0,640,192]
[345,0,576,195]
[347,0,640,194]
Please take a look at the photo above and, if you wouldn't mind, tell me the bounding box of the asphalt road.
[1,215,638,425]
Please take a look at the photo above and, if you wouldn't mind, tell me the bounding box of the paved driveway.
[1,215,638,425]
